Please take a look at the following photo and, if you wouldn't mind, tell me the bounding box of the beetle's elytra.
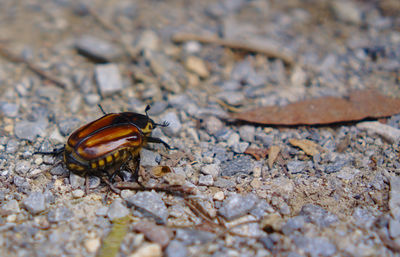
[38,105,170,180]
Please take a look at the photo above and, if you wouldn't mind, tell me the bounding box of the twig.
[0,44,67,88]
[172,33,294,66]
[87,7,138,60]
[115,181,196,195]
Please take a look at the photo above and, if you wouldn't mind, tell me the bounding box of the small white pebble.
[84,238,100,253]
[34,157,43,165]
[72,189,85,198]
[213,191,225,201]
[6,214,17,223]
[129,243,162,257]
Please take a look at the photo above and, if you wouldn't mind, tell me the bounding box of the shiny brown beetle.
[37,105,170,182]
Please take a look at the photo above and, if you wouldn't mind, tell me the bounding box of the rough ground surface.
[0,0,400,256]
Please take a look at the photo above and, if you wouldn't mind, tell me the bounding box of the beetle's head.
[141,105,169,135]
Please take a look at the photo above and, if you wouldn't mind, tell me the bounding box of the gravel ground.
[0,0,400,256]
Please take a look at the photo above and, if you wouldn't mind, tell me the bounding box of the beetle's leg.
[85,174,89,195]
[97,104,107,115]
[147,137,171,149]
[34,146,65,155]
[132,154,141,182]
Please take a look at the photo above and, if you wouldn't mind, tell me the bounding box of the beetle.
[36,105,170,184]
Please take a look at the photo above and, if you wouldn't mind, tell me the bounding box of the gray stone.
[89,176,101,189]
[75,35,122,62]
[95,64,124,96]
[232,142,249,154]
[49,165,68,176]
[357,121,400,144]
[136,30,160,51]
[165,240,187,257]
[107,199,130,221]
[6,139,19,153]
[15,119,48,141]
[140,149,160,166]
[0,102,19,117]
[214,177,236,188]
[250,200,274,219]
[14,175,31,193]
[198,174,214,186]
[70,173,85,189]
[330,1,362,25]
[201,164,220,178]
[15,160,31,175]
[58,117,81,136]
[84,94,101,105]
[147,101,167,116]
[175,228,214,245]
[389,219,400,238]
[161,112,181,136]
[239,125,256,142]
[299,204,338,228]
[389,176,400,220]
[23,192,46,215]
[48,207,73,223]
[282,216,306,235]
[220,156,252,176]
[203,116,224,136]
[352,207,375,229]
[1,199,20,214]
[95,206,109,216]
[218,194,258,220]
[216,91,245,105]
[44,190,56,205]
[287,161,308,174]
[126,191,168,224]
[183,41,201,54]
[293,236,336,257]
[220,80,241,91]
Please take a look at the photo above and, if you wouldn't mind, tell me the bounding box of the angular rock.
[299,204,338,227]
[161,112,181,136]
[218,194,258,220]
[126,192,168,224]
[95,64,124,96]
[75,35,122,62]
[107,199,130,221]
[23,192,46,215]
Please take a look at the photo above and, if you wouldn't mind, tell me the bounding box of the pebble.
[165,240,187,257]
[84,238,101,253]
[185,56,209,78]
[330,1,363,25]
[160,112,182,136]
[250,200,274,219]
[126,192,168,224]
[218,194,258,220]
[89,176,101,189]
[299,204,338,228]
[132,220,171,248]
[227,132,240,147]
[95,64,124,96]
[1,199,21,214]
[69,173,85,189]
[75,35,122,62]
[389,218,400,238]
[239,125,256,142]
[389,176,400,220]
[23,192,46,215]
[201,163,221,178]
[6,139,19,153]
[213,191,225,201]
[95,207,109,217]
[286,161,308,174]
[130,243,162,257]
[107,199,130,221]
[136,30,160,51]
[352,207,375,229]
[48,207,73,223]
[357,121,400,144]
[281,216,306,235]
[15,160,31,175]
[232,142,249,154]
[49,165,68,176]
[15,119,48,142]
[14,175,31,193]
[84,94,101,105]
[0,102,19,117]
[175,228,214,245]
[220,156,253,176]
[216,91,245,106]
[198,174,214,186]
[147,101,167,116]
[71,189,84,198]
[203,116,224,136]
[293,236,336,257]
[140,149,160,166]
[58,117,81,136]
[183,41,201,54]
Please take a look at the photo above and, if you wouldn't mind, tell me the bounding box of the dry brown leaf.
[289,139,320,156]
[231,90,400,125]
[244,147,269,160]
[268,145,281,168]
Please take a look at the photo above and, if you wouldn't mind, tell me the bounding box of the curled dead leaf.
[289,139,320,156]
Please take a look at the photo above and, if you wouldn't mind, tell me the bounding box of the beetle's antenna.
[145,105,151,117]
[98,104,107,115]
